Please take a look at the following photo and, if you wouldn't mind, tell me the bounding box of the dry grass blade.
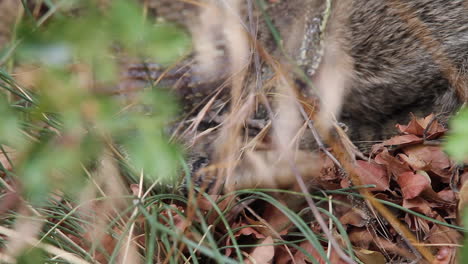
[0,225,91,264]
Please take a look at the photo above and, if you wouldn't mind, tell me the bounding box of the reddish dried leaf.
[403,145,452,181]
[402,197,433,216]
[419,114,448,139]
[437,189,456,203]
[383,134,423,147]
[397,171,431,199]
[396,118,425,136]
[246,236,275,264]
[398,153,428,171]
[396,114,446,138]
[355,160,389,191]
[375,148,412,178]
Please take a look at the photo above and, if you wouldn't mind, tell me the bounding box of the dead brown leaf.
[383,134,423,147]
[396,114,446,139]
[397,171,432,200]
[396,118,425,136]
[402,145,452,181]
[402,197,434,216]
[375,148,412,178]
[246,236,275,264]
[355,248,386,264]
[355,160,389,191]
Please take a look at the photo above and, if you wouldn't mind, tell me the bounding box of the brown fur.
[129,0,467,189]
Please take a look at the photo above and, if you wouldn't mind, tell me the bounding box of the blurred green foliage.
[445,107,468,163]
[0,0,190,205]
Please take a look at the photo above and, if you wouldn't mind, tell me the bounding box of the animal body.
[126,0,467,189]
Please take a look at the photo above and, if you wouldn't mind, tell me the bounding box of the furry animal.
[126,0,467,189]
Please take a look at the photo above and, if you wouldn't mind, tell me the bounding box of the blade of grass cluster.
[234,190,330,264]
[200,192,245,262]
[146,210,157,264]
[37,198,105,262]
[317,208,358,262]
[143,194,222,262]
[107,204,142,263]
[0,69,34,103]
[137,204,239,264]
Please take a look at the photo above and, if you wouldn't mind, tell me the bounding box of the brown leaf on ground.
[396,114,446,138]
[418,114,448,139]
[437,189,456,204]
[402,197,434,216]
[397,171,432,200]
[245,236,275,264]
[355,248,386,264]
[375,148,412,178]
[355,160,389,191]
[426,216,462,246]
[402,145,452,181]
[396,118,425,136]
[382,134,423,147]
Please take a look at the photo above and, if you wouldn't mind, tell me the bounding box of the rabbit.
[125,0,467,189]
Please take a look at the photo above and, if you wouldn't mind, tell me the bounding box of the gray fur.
[136,0,467,152]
